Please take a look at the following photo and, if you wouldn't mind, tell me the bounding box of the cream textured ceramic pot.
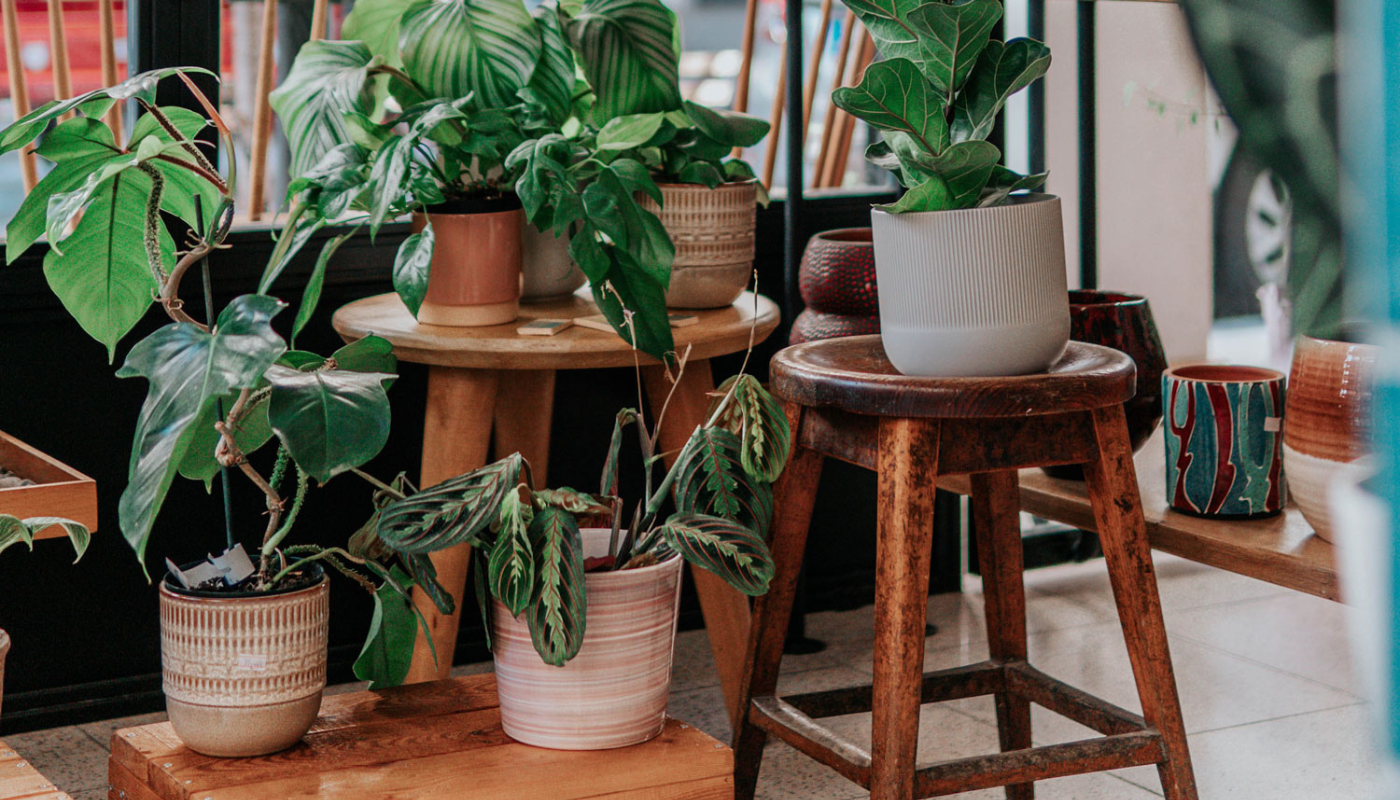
[1283,335,1378,541]
[491,528,684,750]
[159,571,330,757]
[521,225,586,303]
[869,194,1070,376]
[0,628,9,723]
[642,182,757,309]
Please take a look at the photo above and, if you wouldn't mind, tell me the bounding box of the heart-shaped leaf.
[565,0,681,123]
[377,453,526,552]
[951,38,1052,143]
[265,364,395,484]
[832,58,950,157]
[659,513,772,595]
[525,505,586,666]
[399,0,541,109]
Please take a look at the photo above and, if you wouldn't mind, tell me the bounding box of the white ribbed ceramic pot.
[159,572,329,757]
[642,181,757,308]
[869,194,1070,376]
[491,528,684,750]
[521,225,586,303]
[0,629,9,724]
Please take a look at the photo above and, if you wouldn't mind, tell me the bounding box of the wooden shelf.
[0,430,97,537]
[941,430,1338,602]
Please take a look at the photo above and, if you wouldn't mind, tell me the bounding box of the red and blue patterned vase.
[1162,364,1287,518]
[791,228,880,344]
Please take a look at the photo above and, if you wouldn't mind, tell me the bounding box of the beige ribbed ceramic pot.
[0,629,9,723]
[491,528,684,750]
[869,193,1070,377]
[642,181,757,308]
[159,571,329,757]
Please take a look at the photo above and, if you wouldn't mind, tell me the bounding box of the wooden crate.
[0,740,72,800]
[108,675,733,800]
[0,430,97,536]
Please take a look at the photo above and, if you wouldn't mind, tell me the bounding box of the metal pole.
[1076,0,1097,289]
[783,0,805,322]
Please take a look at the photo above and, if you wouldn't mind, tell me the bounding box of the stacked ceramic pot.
[792,228,881,344]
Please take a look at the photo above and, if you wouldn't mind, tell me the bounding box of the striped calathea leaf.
[707,375,792,484]
[375,453,526,553]
[488,486,536,616]
[525,505,587,666]
[269,40,378,179]
[673,426,774,536]
[398,0,542,110]
[563,0,681,123]
[658,514,773,595]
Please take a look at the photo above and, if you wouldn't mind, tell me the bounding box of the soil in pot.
[160,564,330,757]
[415,191,524,327]
[491,529,684,750]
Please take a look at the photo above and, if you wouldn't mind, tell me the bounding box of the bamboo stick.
[46,0,72,120]
[826,31,875,188]
[248,0,279,222]
[759,41,787,191]
[2,0,35,190]
[812,11,855,189]
[98,0,121,146]
[310,0,328,41]
[801,0,833,134]
[730,0,760,158]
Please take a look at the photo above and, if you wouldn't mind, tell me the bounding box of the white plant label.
[237,653,268,672]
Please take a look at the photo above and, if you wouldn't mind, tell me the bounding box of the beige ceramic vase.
[1283,335,1378,541]
[159,572,330,757]
[642,181,757,309]
[491,528,684,750]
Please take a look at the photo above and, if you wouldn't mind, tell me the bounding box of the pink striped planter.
[491,528,684,750]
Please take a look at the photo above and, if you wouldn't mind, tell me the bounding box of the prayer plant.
[0,69,469,687]
[831,0,1051,213]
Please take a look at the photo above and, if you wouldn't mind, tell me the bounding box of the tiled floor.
[6,554,1381,799]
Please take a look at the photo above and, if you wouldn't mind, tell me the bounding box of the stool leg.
[734,404,825,800]
[871,417,940,800]
[970,471,1033,800]
[1083,406,1198,800]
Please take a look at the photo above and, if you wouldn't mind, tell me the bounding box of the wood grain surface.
[0,740,71,800]
[0,429,98,535]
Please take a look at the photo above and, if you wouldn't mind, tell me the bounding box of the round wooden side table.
[334,291,780,716]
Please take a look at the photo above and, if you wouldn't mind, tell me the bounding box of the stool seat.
[770,336,1136,418]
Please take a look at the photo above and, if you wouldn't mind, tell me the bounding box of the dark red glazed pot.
[791,228,880,344]
[1044,290,1168,479]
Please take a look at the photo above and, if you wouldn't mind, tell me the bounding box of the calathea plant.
[832,0,1050,213]
[367,351,791,666]
[0,70,465,687]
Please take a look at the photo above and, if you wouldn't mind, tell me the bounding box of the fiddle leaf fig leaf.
[270,39,377,179]
[659,513,773,595]
[708,374,791,483]
[393,222,435,318]
[832,58,949,157]
[377,453,526,552]
[115,295,287,569]
[265,364,396,484]
[565,0,681,123]
[399,0,542,109]
[488,486,536,616]
[951,38,1052,143]
[525,505,586,666]
[906,0,1001,95]
[673,426,773,535]
[843,0,926,66]
[879,174,952,213]
[979,165,1047,208]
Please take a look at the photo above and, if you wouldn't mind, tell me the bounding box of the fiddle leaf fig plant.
[832,0,1051,213]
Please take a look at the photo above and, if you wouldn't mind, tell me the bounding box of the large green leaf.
[597,112,667,150]
[270,40,377,179]
[399,0,541,108]
[525,506,586,666]
[565,0,681,123]
[377,454,525,552]
[979,165,1047,208]
[926,140,1001,208]
[832,58,949,157]
[521,3,576,125]
[582,170,673,284]
[590,248,675,361]
[488,487,535,616]
[879,174,952,213]
[682,101,770,149]
[265,364,395,484]
[393,223,435,318]
[0,515,89,562]
[659,513,772,595]
[114,295,287,567]
[843,0,926,66]
[342,0,415,65]
[42,169,173,359]
[176,391,274,489]
[906,0,1001,96]
[130,107,225,236]
[332,335,399,374]
[8,147,124,263]
[951,38,1051,143]
[708,375,791,484]
[673,426,773,535]
[354,567,420,688]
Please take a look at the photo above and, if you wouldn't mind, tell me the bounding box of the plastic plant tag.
[210,544,256,586]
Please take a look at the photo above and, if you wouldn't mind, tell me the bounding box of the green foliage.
[0,516,90,562]
[832,0,1050,213]
[708,374,792,483]
[658,514,773,595]
[488,486,536,616]
[354,566,422,688]
[376,454,526,552]
[672,426,773,536]
[399,0,542,108]
[525,505,587,665]
[268,40,378,179]
[564,0,680,122]
[264,363,396,485]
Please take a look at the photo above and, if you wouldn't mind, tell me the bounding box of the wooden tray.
[0,429,97,537]
[0,739,71,799]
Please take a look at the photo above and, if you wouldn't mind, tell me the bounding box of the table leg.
[641,359,752,729]
[404,366,500,684]
[493,370,556,488]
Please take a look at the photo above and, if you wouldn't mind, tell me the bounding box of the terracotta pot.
[1283,335,1378,541]
[521,226,586,303]
[491,528,683,750]
[869,194,1070,376]
[414,197,523,327]
[791,228,879,345]
[642,182,757,309]
[159,570,330,757]
[1044,290,1168,479]
[0,628,8,724]
[1163,364,1287,518]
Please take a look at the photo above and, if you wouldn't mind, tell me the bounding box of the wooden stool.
[733,337,1197,800]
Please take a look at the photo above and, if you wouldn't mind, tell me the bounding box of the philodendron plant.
[832,0,1050,213]
[0,69,466,687]
[369,358,789,666]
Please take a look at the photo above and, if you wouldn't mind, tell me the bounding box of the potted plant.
[831,0,1061,377]
[370,344,789,749]
[0,70,465,757]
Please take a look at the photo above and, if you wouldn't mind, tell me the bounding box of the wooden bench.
[0,741,71,800]
[108,674,732,800]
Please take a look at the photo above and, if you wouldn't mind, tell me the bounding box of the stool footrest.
[782,660,1005,719]
[914,731,1166,797]
[1004,661,1148,736]
[751,696,872,786]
